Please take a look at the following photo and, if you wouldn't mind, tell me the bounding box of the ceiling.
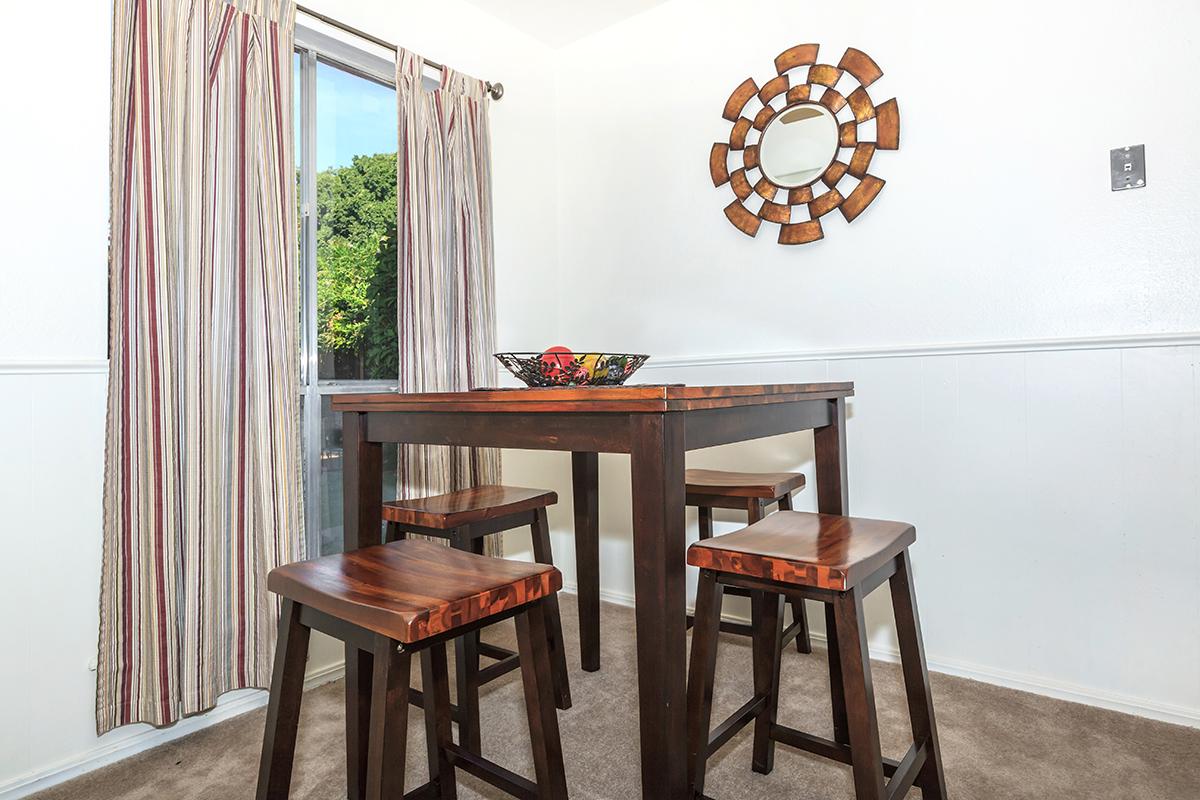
[461,0,671,47]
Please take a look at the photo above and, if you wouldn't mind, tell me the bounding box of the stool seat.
[382,485,556,529]
[268,539,562,643]
[381,488,573,747]
[686,468,813,654]
[685,468,806,499]
[687,511,915,591]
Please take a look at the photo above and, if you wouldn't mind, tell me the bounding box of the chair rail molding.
[0,359,109,376]
[641,331,1200,370]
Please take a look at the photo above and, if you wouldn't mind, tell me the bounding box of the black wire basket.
[495,352,650,387]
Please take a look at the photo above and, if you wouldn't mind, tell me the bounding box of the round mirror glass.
[758,103,839,188]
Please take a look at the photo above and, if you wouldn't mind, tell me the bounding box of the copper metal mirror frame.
[710,44,900,245]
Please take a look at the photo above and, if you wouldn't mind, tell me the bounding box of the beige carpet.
[34,595,1200,799]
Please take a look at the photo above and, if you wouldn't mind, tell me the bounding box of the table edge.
[331,384,855,413]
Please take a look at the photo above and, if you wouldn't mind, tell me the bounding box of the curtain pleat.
[99,0,302,733]
[394,49,502,554]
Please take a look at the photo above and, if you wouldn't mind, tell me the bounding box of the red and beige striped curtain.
[99,0,302,732]
[394,49,502,554]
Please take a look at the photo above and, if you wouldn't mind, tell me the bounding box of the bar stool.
[686,469,811,653]
[382,485,571,752]
[686,512,947,800]
[257,539,569,800]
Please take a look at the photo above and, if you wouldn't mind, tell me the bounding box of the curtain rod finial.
[487,82,504,101]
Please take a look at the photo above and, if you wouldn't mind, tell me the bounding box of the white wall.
[527,0,1200,728]
[4,0,1200,795]
[550,0,1200,355]
[0,1,560,796]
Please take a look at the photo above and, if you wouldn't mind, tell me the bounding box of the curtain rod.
[295,4,504,100]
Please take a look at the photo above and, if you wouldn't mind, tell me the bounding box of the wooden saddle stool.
[686,469,811,653]
[382,485,571,753]
[686,512,947,800]
[257,539,569,800]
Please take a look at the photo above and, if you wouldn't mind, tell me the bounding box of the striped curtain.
[395,49,502,554]
[99,0,302,733]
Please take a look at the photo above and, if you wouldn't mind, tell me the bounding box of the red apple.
[539,346,574,378]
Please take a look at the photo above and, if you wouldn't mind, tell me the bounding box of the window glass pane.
[294,51,305,349]
[315,61,399,381]
[293,51,301,166]
[318,395,399,554]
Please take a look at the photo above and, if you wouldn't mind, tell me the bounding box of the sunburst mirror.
[709,44,900,245]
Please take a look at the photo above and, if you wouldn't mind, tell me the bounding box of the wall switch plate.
[1110,145,1146,191]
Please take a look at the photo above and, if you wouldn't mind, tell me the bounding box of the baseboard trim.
[0,661,345,800]
[559,584,1200,730]
[641,331,1200,369]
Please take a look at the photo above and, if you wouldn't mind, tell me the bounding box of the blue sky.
[315,63,397,170]
[295,54,398,172]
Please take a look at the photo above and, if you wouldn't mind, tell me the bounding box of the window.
[295,27,402,555]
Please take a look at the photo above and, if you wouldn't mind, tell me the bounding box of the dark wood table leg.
[813,396,849,515]
[813,397,850,746]
[571,451,601,672]
[629,413,688,800]
[342,411,383,800]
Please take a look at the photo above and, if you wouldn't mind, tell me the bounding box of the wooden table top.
[331,382,855,414]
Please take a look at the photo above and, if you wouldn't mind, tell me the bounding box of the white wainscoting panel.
[0,368,345,800]
[505,339,1200,730]
[4,337,1199,797]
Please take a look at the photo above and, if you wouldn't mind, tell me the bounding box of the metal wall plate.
[1110,145,1146,191]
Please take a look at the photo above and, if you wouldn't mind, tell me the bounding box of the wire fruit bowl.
[495,351,650,387]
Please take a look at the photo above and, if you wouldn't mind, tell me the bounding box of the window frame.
[294,25,400,557]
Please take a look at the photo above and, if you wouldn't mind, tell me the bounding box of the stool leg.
[346,647,373,800]
[256,599,311,800]
[421,642,459,800]
[751,591,784,775]
[890,551,948,799]
[833,589,886,800]
[686,507,715,633]
[776,493,812,654]
[365,636,411,800]
[698,506,714,539]
[530,507,573,711]
[449,527,483,754]
[385,520,403,543]
[516,601,569,799]
[686,568,724,799]
[825,602,850,746]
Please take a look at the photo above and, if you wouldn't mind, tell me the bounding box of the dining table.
[331,381,855,800]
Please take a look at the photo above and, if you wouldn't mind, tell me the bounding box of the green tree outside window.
[315,152,399,380]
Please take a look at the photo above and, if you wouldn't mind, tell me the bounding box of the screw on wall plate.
[1110,145,1146,191]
